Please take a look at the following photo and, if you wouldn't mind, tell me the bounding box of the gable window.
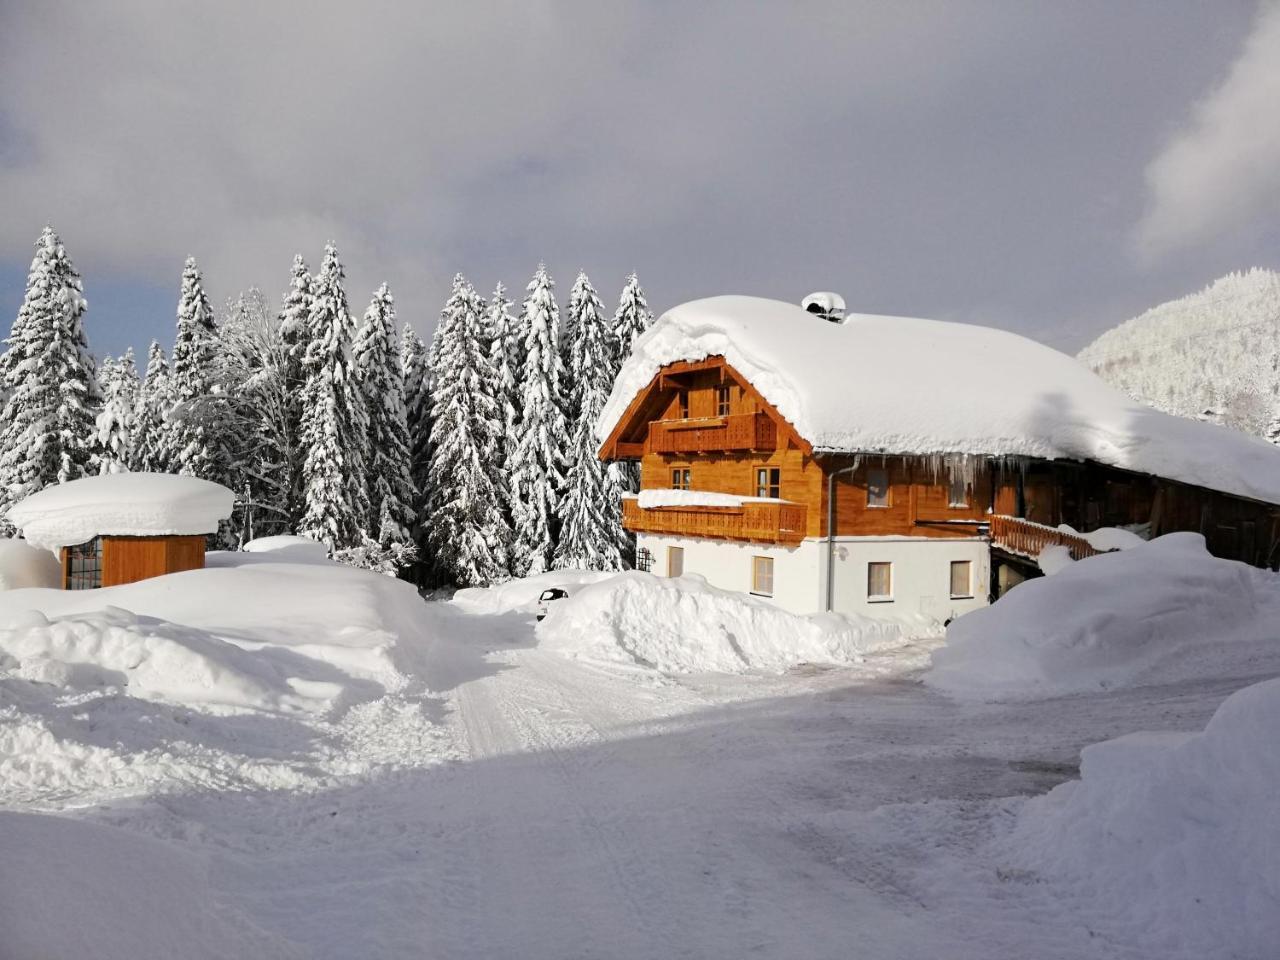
[867,467,889,507]
[950,560,973,599]
[948,473,969,508]
[755,467,781,498]
[676,390,689,419]
[751,556,774,596]
[65,538,103,590]
[668,546,684,577]
[671,468,691,490]
[867,562,893,601]
[715,385,732,417]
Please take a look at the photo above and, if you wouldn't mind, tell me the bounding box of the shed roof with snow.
[8,473,235,551]
[598,296,1280,505]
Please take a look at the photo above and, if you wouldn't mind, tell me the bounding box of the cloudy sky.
[1,1,1278,360]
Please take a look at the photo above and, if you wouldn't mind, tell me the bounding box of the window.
[950,560,973,599]
[635,547,653,573]
[751,556,774,596]
[755,467,781,498]
[715,385,731,417]
[867,562,892,601]
[948,473,969,508]
[668,546,684,577]
[676,390,689,419]
[671,468,691,490]
[867,468,889,507]
[65,538,103,590]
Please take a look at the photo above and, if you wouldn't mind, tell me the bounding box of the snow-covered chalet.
[597,295,1280,621]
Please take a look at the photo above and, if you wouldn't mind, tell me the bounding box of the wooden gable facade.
[600,355,1280,573]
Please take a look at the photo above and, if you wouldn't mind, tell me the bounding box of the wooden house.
[598,296,1280,620]
[7,473,235,590]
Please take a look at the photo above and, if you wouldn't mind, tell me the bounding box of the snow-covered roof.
[8,473,235,550]
[598,296,1280,505]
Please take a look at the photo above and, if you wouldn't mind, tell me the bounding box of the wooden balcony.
[621,497,806,545]
[648,412,777,455]
[989,515,1102,561]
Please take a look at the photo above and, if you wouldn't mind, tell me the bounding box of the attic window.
[948,473,969,508]
[676,390,689,419]
[716,385,731,417]
[867,468,889,508]
[65,538,103,590]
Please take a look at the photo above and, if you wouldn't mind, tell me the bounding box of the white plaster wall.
[635,533,990,623]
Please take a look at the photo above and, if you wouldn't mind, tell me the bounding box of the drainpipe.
[826,460,862,612]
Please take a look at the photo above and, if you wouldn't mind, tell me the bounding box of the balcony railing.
[989,514,1102,561]
[622,497,807,545]
[648,412,778,454]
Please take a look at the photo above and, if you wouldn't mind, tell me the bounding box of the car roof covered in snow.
[8,473,235,550]
[598,295,1280,505]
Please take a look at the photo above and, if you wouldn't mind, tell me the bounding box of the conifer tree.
[401,323,432,576]
[0,227,100,534]
[298,244,370,553]
[353,284,417,567]
[132,341,175,473]
[425,276,510,585]
[94,350,140,474]
[165,257,222,479]
[609,274,654,497]
[276,255,313,526]
[509,264,568,575]
[554,272,627,570]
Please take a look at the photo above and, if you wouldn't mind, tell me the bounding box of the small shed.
[6,473,235,590]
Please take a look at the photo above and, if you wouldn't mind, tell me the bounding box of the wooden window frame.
[866,467,890,508]
[64,537,103,590]
[867,561,893,602]
[949,560,973,599]
[667,546,685,578]
[715,385,731,417]
[751,555,774,597]
[948,474,969,508]
[635,547,653,573]
[671,467,691,490]
[755,466,781,499]
[676,390,689,419]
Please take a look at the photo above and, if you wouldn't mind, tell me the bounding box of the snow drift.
[599,295,1280,506]
[927,533,1277,700]
[1007,677,1280,958]
[451,569,615,616]
[0,538,61,590]
[7,472,234,550]
[536,571,911,673]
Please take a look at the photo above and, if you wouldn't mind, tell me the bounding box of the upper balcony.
[648,412,778,455]
[621,496,806,546]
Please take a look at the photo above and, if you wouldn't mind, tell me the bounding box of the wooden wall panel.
[165,536,207,576]
[100,535,205,587]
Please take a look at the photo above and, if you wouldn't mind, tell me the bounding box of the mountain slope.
[1078,268,1280,439]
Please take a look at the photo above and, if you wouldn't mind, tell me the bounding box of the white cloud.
[1133,1,1280,261]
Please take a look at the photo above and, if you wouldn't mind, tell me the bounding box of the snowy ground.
[2,553,1277,959]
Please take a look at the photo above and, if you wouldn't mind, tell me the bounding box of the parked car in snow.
[536,587,570,621]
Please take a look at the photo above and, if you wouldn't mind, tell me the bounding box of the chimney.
[801,291,846,324]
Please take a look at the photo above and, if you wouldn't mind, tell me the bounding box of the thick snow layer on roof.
[599,296,1280,504]
[7,473,234,549]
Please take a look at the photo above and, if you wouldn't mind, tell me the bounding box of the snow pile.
[1007,677,1280,958]
[927,533,1277,699]
[635,489,786,509]
[0,538,61,590]
[1057,523,1145,551]
[536,571,910,673]
[0,812,299,959]
[599,295,1280,505]
[7,472,234,550]
[1036,544,1075,576]
[451,569,615,615]
[242,534,329,563]
[0,606,342,715]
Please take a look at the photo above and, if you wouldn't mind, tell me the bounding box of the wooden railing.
[989,515,1102,561]
[648,412,777,454]
[621,498,806,545]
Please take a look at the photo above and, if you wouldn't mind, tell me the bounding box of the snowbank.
[242,534,330,563]
[536,571,910,673]
[1036,544,1075,576]
[1057,523,1145,551]
[0,538,61,590]
[0,812,299,960]
[1007,677,1280,958]
[7,473,234,550]
[598,296,1280,506]
[451,569,616,615]
[927,533,1276,700]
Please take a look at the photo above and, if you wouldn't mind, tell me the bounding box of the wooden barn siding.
[100,535,206,587]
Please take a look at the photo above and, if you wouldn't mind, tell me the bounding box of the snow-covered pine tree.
[486,283,524,555]
[353,284,417,570]
[94,350,140,474]
[425,275,511,586]
[298,244,371,553]
[608,273,654,499]
[165,257,223,480]
[276,255,313,527]
[131,341,176,472]
[509,264,569,576]
[0,226,101,534]
[400,322,432,578]
[554,272,627,570]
